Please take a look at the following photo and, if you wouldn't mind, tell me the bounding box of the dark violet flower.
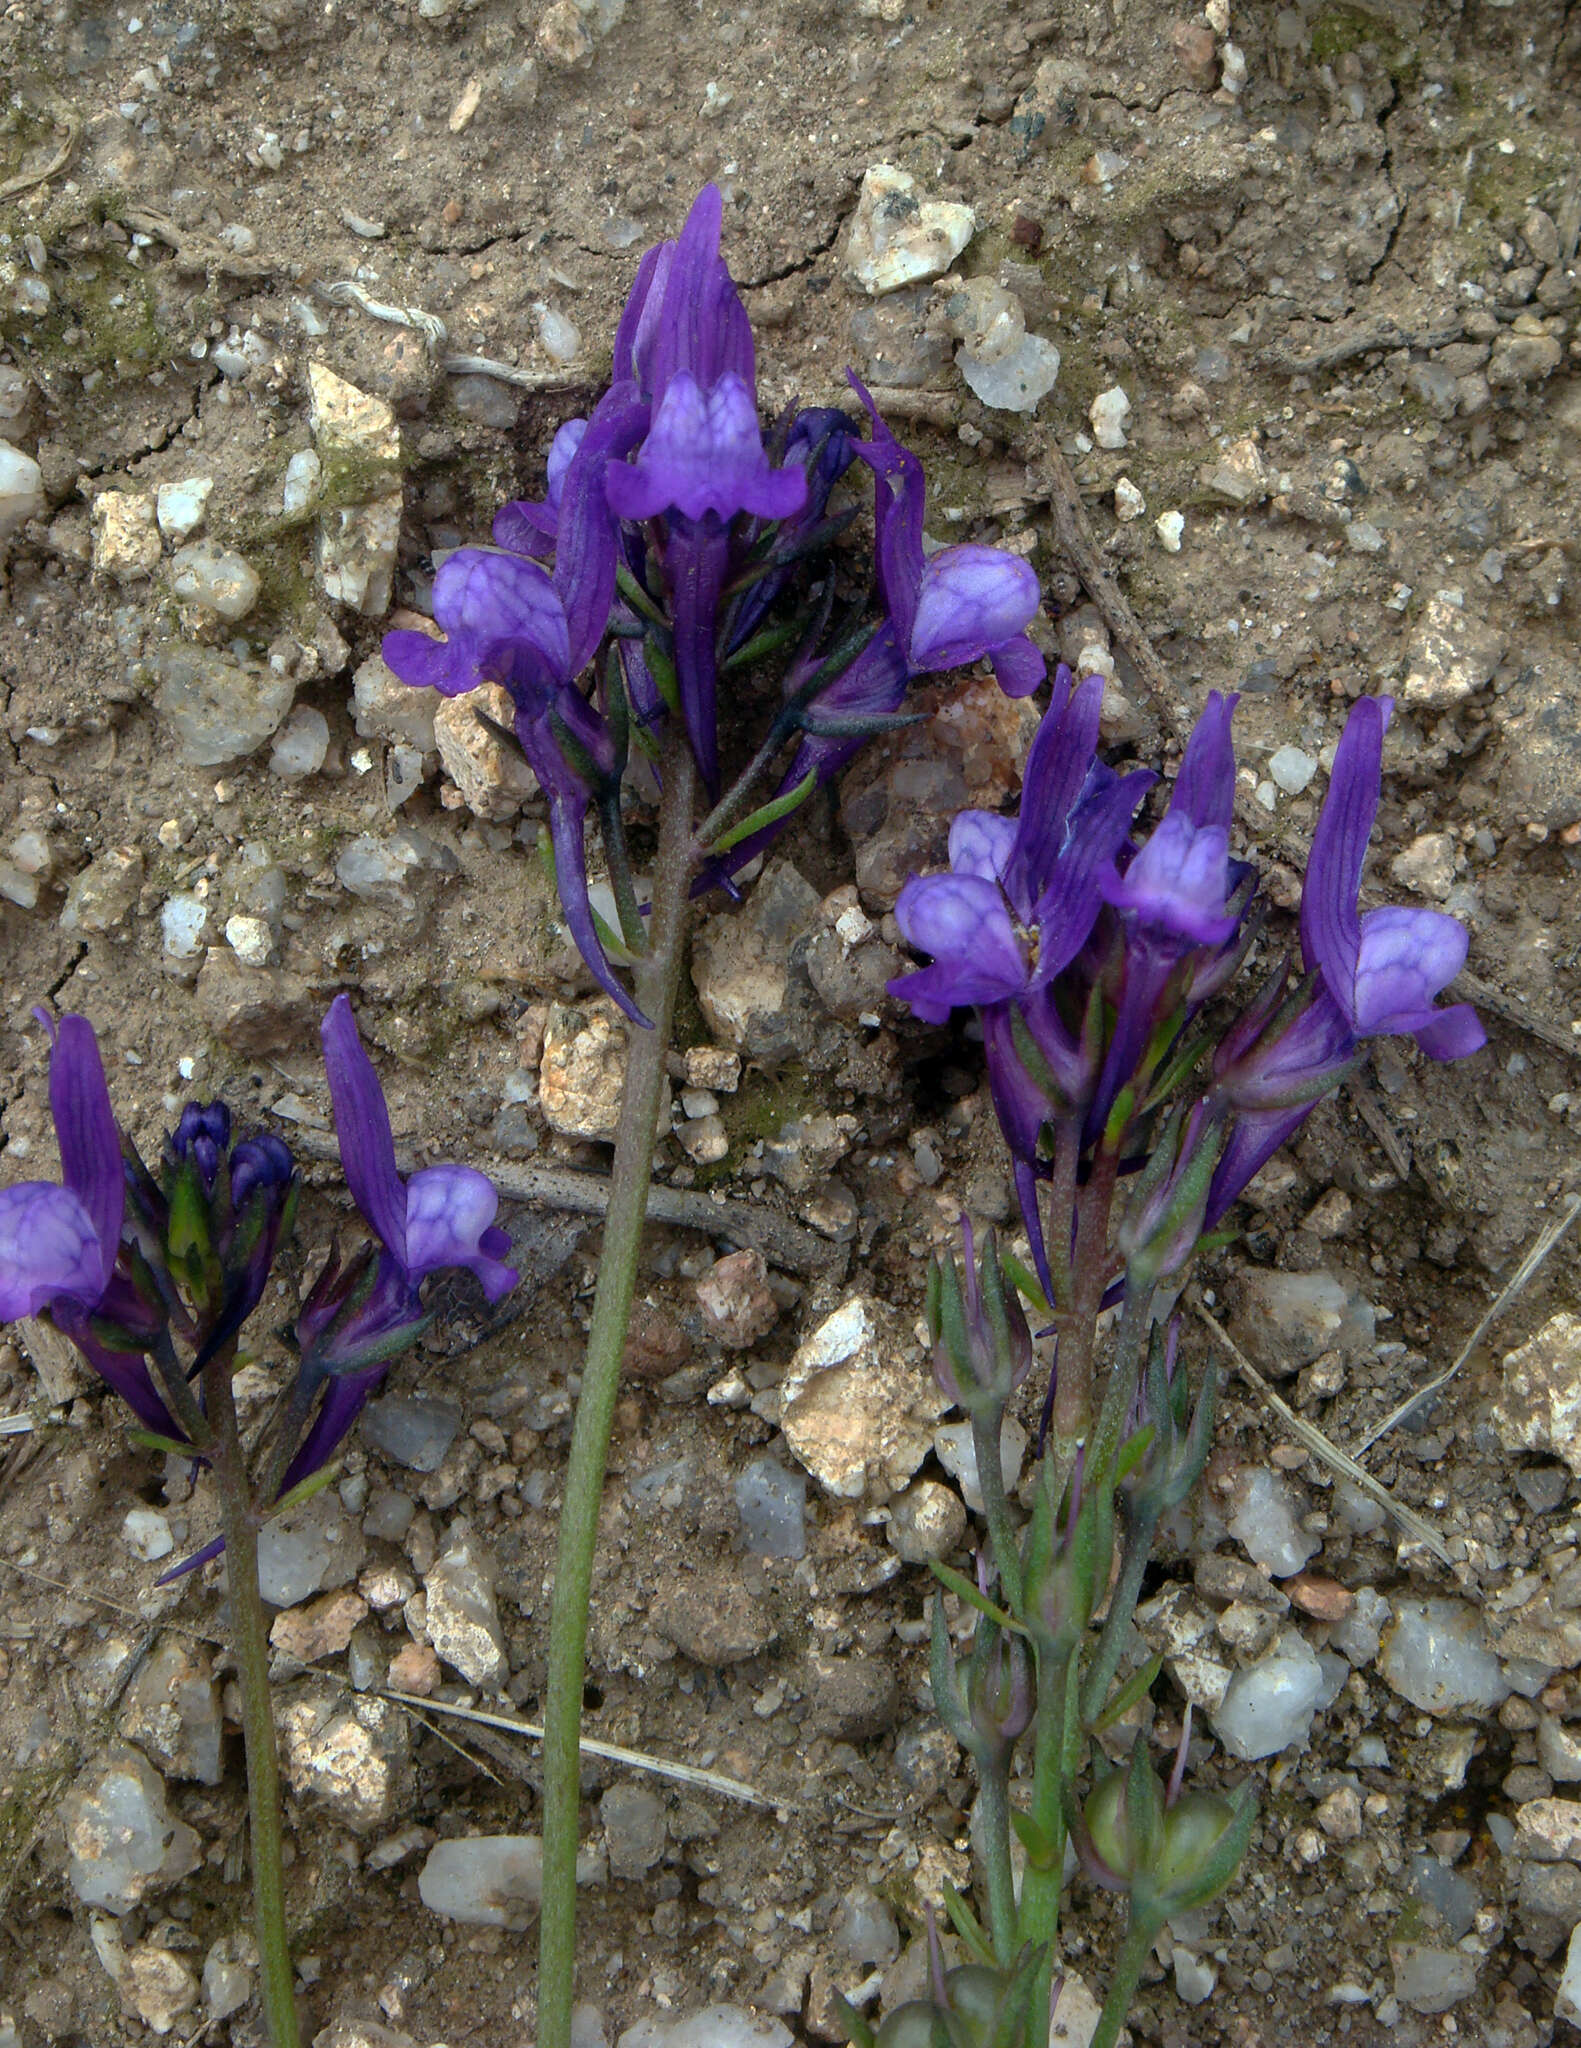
[272,998,521,1498]
[170,1101,231,1192]
[604,372,806,525]
[850,376,1046,697]
[0,1014,185,1439]
[611,181,755,404]
[492,418,589,560]
[1300,695,1486,1060]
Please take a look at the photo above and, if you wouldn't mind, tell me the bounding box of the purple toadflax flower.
[850,377,1046,698]
[273,996,520,1495]
[0,1013,182,1437]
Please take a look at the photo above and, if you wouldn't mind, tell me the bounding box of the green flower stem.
[538,725,698,2048]
[1081,1509,1158,1729]
[970,1405,1022,1613]
[203,1352,299,2048]
[1089,1913,1161,2048]
[975,1755,1019,1968]
[1016,1642,1074,2015]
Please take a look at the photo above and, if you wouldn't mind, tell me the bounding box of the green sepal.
[1087,1653,1162,1735]
[1007,1805,1062,1874]
[929,1558,1023,1636]
[1101,1085,1136,1153]
[128,1428,198,1458]
[268,1460,343,1518]
[834,1995,877,2048]
[615,561,668,627]
[644,639,683,717]
[589,902,642,967]
[708,768,818,856]
[938,1880,997,1969]
[721,616,805,674]
[998,1252,1050,1319]
[1112,1423,1156,1489]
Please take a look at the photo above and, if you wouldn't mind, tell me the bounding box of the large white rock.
[845,163,975,295]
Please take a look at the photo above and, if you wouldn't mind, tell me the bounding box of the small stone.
[538,304,581,363]
[1227,1467,1319,1578]
[803,1652,900,1741]
[153,643,295,767]
[540,1001,668,1142]
[1493,1315,1581,1474]
[1136,1584,1233,1714]
[1488,332,1562,388]
[307,361,402,615]
[170,541,261,621]
[1513,1798,1581,1863]
[92,490,161,581]
[1268,745,1316,794]
[282,449,321,516]
[224,913,273,967]
[1209,1627,1326,1759]
[1171,19,1220,86]
[388,1640,440,1695]
[649,1564,776,1665]
[771,1295,947,1501]
[1047,1974,1103,2048]
[421,1835,544,1927]
[683,1047,740,1091]
[1390,831,1457,901]
[1316,1785,1363,1841]
[1113,476,1146,520]
[1285,1572,1353,1621]
[696,1249,778,1350]
[602,1784,667,1880]
[433,682,538,819]
[122,1505,174,1561]
[1389,1938,1479,2016]
[621,1302,692,1380]
[155,477,212,541]
[1173,1947,1217,2004]
[121,1945,199,2035]
[363,1393,462,1473]
[1346,519,1386,554]
[933,1416,1028,1515]
[733,1458,806,1560]
[193,952,316,1054]
[888,1477,968,1563]
[335,825,458,908]
[1089,386,1131,449]
[1198,437,1267,506]
[1401,594,1505,710]
[121,1637,223,1784]
[256,1491,365,1606]
[269,704,330,778]
[693,860,822,1056]
[846,163,975,296]
[277,1684,414,1833]
[958,329,1060,412]
[1379,1598,1509,1716]
[0,440,45,537]
[270,1588,369,1663]
[201,1949,252,2023]
[676,1114,728,1164]
[60,847,143,935]
[1228,1265,1374,1376]
[619,2013,792,2048]
[538,0,595,66]
[63,1746,202,1913]
[423,1526,507,1688]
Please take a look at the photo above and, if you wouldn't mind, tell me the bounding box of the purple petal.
[909,546,1041,673]
[848,375,925,648]
[49,1015,123,1274]
[433,549,572,679]
[405,1167,519,1300]
[275,1364,389,1502]
[1411,1004,1486,1060]
[981,1003,1055,1160]
[1351,906,1469,1035]
[646,184,756,399]
[1103,813,1237,947]
[0,1183,110,1318]
[893,873,1029,1004]
[612,241,668,389]
[320,996,409,1266]
[547,418,590,504]
[51,1300,186,1439]
[553,388,650,675]
[542,789,651,1027]
[1002,670,1103,917]
[1030,767,1156,982]
[949,811,1018,883]
[1301,697,1391,1003]
[156,1534,224,1586]
[1170,691,1239,831]
[492,501,557,561]
[604,373,805,525]
[990,635,1047,698]
[1204,1105,1314,1230]
[380,628,476,697]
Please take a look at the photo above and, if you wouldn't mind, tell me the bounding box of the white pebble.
[0,440,45,538]
[269,705,330,779]
[1114,476,1146,520]
[225,914,273,967]
[1268,745,1316,795]
[282,449,321,517]
[1155,509,1185,552]
[156,477,213,542]
[538,305,581,364]
[1089,386,1131,449]
[123,1506,174,1561]
[161,894,210,959]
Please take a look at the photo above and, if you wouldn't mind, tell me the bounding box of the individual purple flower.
[1300,695,1486,1060]
[0,1013,185,1439]
[610,181,756,405]
[382,547,645,1022]
[604,372,807,525]
[274,998,520,1495]
[850,375,1046,697]
[492,418,590,560]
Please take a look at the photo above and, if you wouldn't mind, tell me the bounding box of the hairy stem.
[975,1757,1019,1968]
[538,726,698,2048]
[203,1353,298,2048]
[971,1404,1022,1613]
[1052,1145,1120,1446]
[1089,1914,1160,2048]
[1017,1643,1074,2022]
[1081,1508,1158,1728]
[691,717,789,855]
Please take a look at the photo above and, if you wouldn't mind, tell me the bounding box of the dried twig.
[1192,1301,1452,1564]
[316,279,448,350]
[289,1129,830,1276]
[441,354,582,390]
[1355,1192,1581,1452]
[376,1688,782,1808]
[0,107,79,201]
[121,207,283,280]
[1258,318,1464,376]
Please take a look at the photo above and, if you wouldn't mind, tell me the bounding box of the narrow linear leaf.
[939,1880,997,1968]
[1088,1653,1163,1734]
[270,1460,343,1517]
[928,1557,1025,1635]
[708,769,818,855]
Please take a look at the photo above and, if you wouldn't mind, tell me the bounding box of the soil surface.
[1,1,1580,2046]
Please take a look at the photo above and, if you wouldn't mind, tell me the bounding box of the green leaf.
[128,1428,198,1458]
[939,1880,997,1968]
[708,769,818,855]
[721,616,804,673]
[928,1558,1024,1635]
[1113,1423,1156,1488]
[1087,1653,1162,1734]
[832,1995,877,2048]
[589,904,641,967]
[615,561,668,627]
[1007,1805,1061,1873]
[999,1251,1051,1319]
[645,640,682,717]
[269,1460,343,1517]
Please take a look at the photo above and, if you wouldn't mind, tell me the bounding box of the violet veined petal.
[989,635,1047,698]
[1351,905,1469,1033]
[848,374,926,648]
[604,373,805,525]
[948,811,1018,884]
[433,548,573,678]
[1170,691,1239,831]
[405,1167,520,1300]
[319,995,409,1265]
[1301,696,1391,999]
[893,873,1029,1001]
[380,628,476,697]
[553,387,649,675]
[908,545,1040,671]
[0,1182,109,1319]
[47,1014,124,1278]
[1411,1004,1487,1060]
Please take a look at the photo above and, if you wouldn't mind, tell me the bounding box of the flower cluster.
[888,680,1484,1321]
[380,185,1045,1022]
[0,998,518,1558]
